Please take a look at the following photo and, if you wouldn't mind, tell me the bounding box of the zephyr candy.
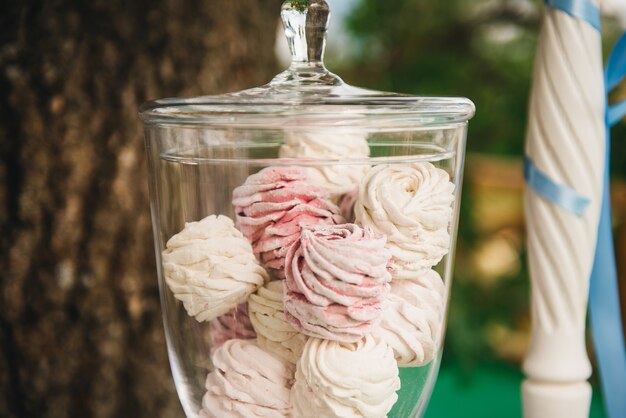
[284,223,391,342]
[232,166,344,276]
[209,303,256,350]
[373,269,446,367]
[248,280,307,364]
[162,215,268,322]
[279,130,370,196]
[199,339,294,418]
[355,163,455,278]
[291,335,400,418]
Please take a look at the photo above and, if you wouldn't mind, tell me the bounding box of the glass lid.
[139,0,475,127]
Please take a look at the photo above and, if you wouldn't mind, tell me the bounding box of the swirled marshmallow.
[373,269,446,367]
[291,335,400,418]
[279,130,370,196]
[233,166,343,277]
[248,281,308,364]
[199,339,294,418]
[284,224,391,342]
[355,163,455,278]
[162,215,268,322]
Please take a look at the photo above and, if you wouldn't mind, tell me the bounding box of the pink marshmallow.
[233,167,344,277]
[209,304,256,350]
[284,223,392,342]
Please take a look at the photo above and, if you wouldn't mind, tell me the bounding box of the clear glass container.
[141,1,474,417]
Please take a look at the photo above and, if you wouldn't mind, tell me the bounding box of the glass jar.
[141,1,474,417]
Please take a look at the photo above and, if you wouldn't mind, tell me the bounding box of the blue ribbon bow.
[525,2,626,417]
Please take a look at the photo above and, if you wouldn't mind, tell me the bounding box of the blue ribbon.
[545,0,601,31]
[524,2,626,418]
[608,98,626,126]
[606,33,626,90]
[524,156,590,216]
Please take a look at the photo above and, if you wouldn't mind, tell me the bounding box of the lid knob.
[273,0,342,87]
[281,0,330,64]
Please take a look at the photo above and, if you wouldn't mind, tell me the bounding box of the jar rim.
[139,95,476,128]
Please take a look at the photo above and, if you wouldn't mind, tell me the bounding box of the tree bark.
[0,1,281,416]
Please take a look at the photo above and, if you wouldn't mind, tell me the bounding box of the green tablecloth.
[425,364,606,418]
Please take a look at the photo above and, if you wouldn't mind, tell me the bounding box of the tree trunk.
[0,1,281,416]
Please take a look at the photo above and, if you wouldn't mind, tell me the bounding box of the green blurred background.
[314,1,625,417]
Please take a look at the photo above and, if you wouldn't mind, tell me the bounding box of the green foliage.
[290,0,310,12]
[338,0,539,157]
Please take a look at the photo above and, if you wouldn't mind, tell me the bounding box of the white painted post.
[522,1,606,417]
